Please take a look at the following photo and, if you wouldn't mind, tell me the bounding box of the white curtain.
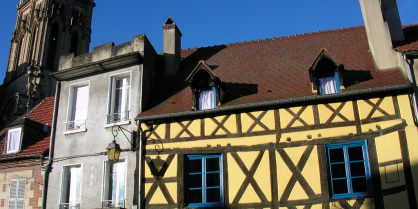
[7,129,21,153]
[318,77,337,95]
[69,167,81,206]
[198,89,215,110]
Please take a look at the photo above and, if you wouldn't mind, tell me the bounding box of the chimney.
[163,18,182,78]
[359,0,405,71]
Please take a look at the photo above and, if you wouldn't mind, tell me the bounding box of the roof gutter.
[41,81,60,209]
[0,154,45,163]
[137,83,413,122]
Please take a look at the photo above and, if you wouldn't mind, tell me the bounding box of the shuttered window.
[8,179,25,209]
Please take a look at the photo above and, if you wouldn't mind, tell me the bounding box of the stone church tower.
[0,0,94,125]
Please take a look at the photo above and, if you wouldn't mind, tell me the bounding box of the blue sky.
[0,0,417,83]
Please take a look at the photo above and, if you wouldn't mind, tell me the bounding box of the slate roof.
[138,25,412,118]
[0,97,54,161]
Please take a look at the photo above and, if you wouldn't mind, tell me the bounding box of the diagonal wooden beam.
[175,121,194,138]
[210,115,232,136]
[144,154,176,204]
[278,146,316,201]
[231,150,268,204]
[286,107,309,128]
[246,111,269,132]
[365,98,390,119]
[146,124,162,140]
[324,102,350,124]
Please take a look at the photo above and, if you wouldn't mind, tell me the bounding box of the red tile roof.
[394,24,418,52]
[0,97,55,161]
[139,26,410,118]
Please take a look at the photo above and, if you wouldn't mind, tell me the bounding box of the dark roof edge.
[136,83,413,122]
[52,52,143,81]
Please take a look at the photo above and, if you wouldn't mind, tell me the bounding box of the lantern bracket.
[111,124,136,151]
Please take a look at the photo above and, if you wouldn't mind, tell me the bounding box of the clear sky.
[0,0,417,84]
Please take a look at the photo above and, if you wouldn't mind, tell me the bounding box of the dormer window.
[186,61,221,111]
[310,50,344,95]
[6,127,22,153]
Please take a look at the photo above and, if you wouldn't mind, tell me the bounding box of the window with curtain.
[326,140,371,199]
[108,74,130,124]
[196,87,216,110]
[318,76,339,95]
[6,128,22,153]
[185,154,223,207]
[8,179,25,209]
[103,160,126,208]
[67,84,89,131]
[61,165,81,208]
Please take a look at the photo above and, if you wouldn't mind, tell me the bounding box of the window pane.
[206,173,220,187]
[348,146,364,161]
[73,85,89,121]
[331,164,346,178]
[187,189,202,204]
[329,148,344,163]
[332,179,348,194]
[350,162,366,177]
[206,158,220,172]
[188,159,202,173]
[187,174,202,188]
[7,129,21,153]
[352,178,368,193]
[206,188,221,203]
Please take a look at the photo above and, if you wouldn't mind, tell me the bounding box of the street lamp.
[106,139,121,161]
[106,125,135,161]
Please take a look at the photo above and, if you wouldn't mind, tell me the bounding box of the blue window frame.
[196,87,217,110]
[326,140,372,199]
[185,154,223,207]
[317,70,341,95]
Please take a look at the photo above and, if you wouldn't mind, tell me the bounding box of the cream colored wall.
[143,94,418,208]
[0,169,39,209]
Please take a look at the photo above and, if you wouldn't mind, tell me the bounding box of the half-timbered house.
[136,0,418,208]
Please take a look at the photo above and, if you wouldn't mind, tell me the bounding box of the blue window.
[318,70,340,95]
[196,87,216,110]
[185,154,223,207]
[326,140,372,199]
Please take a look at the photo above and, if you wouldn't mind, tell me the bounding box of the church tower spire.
[0,0,95,125]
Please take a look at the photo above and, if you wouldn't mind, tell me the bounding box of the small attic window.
[310,50,344,95]
[186,61,220,111]
[6,127,22,154]
[193,71,217,110]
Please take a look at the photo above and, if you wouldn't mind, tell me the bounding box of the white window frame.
[65,81,90,134]
[106,72,131,125]
[6,127,22,154]
[8,178,26,209]
[102,159,127,208]
[59,164,82,209]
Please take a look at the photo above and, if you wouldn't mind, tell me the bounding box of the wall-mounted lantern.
[106,125,136,161]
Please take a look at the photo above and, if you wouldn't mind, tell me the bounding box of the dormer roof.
[0,97,54,161]
[137,25,413,121]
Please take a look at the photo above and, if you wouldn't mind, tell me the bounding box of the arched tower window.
[70,32,79,55]
[47,24,59,71]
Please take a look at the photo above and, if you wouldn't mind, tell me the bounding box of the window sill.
[64,128,87,135]
[104,120,131,128]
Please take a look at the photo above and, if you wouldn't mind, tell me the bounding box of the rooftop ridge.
[181,25,365,52]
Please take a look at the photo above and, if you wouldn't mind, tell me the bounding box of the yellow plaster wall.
[143,94,418,208]
[329,198,375,209]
